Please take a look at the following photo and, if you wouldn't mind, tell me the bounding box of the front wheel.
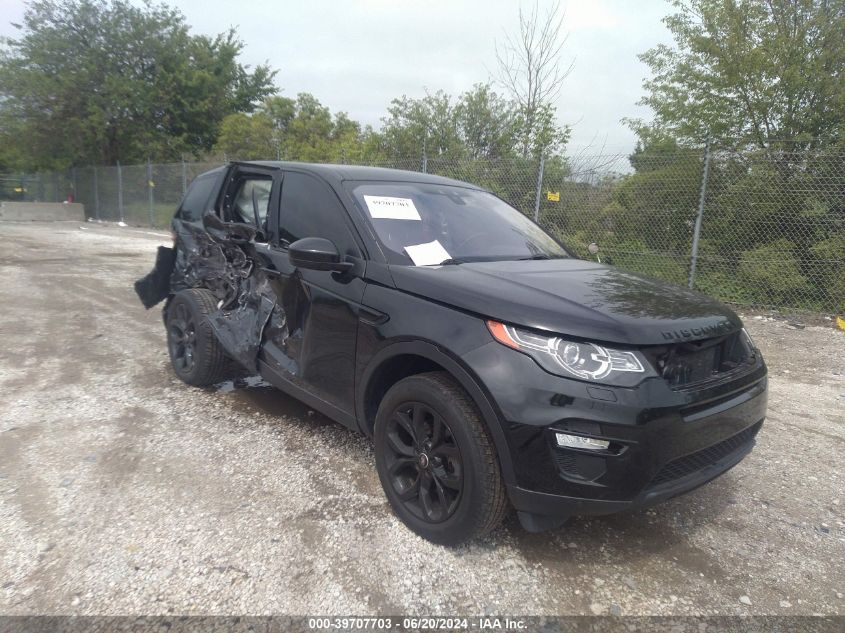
[374,372,509,545]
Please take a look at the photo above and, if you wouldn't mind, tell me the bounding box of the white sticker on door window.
[363,195,421,221]
[404,240,452,266]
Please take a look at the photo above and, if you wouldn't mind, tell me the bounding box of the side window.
[177,173,216,221]
[229,176,272,226]
[279,172,358,254]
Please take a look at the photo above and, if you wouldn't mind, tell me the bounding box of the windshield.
[347,182,569,266]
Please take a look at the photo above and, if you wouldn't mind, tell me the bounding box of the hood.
[388,258,742,346]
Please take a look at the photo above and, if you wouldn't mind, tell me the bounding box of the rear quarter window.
[177,173,216,221]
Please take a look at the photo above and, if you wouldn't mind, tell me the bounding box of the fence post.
[181,157,187,196]
[533,154,545,223]
[688,136,712,289]
[117,161,124,223]
[147,158,154,227]
[93,167,100,220]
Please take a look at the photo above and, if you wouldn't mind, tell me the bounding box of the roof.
[235,160,483,189]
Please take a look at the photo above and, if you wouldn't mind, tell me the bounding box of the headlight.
[487,320,654,385]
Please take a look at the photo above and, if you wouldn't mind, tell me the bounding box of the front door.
[258,170,367,419]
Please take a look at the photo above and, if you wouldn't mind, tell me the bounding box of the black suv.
[136,161,767,545]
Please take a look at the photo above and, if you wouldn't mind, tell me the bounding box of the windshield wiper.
[437,255,558,265]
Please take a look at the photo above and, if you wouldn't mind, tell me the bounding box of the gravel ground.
[0,221,843,616]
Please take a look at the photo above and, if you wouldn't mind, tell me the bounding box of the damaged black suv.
[137,161,767,545]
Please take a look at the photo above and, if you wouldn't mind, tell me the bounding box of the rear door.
[259,170,367,422]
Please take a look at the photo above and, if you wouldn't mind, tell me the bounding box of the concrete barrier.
[0,201,86,222]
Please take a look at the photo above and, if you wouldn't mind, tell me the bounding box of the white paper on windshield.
[404,240,452,266]
[363,195,421,220]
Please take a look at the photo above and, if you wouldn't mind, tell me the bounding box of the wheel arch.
[356,340,516,484]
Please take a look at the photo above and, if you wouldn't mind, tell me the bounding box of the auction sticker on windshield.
[363,195,421,220]
[404,240,451,266]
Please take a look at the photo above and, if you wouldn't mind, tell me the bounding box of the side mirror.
[288,237,353,273]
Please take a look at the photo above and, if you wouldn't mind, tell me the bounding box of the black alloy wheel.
[374,372,509,545]
[383,401,463,522]
[168,301,197,375]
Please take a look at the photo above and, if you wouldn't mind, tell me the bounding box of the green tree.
[378,84,530,160]
[635,0,845,148]
[0,0,276,169]
[214,93,367,163]
[257,95,296,157]
[454,84,519,160]
[283,93,335,161]
[330,111,364,162]
[379,91,463,157]
[214,112,275,160]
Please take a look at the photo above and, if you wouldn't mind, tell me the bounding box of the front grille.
[645,331,756,389]
[648,421,762,488]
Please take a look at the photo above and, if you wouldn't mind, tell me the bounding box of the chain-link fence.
[535,144,845,315]
[2,143,843,315]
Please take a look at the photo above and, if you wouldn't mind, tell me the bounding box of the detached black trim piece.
[134,246,175,309]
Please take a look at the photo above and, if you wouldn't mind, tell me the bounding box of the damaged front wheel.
[166,289,230,386]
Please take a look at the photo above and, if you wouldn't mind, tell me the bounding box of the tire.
[374,371,509,545]
[165,289,230,386]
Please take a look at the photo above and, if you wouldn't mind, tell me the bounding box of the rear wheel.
[374,371,509,545]
[166,289,229,386]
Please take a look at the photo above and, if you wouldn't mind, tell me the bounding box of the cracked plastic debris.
[134,216,285,373]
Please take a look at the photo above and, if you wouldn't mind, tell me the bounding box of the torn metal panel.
[135,216,287,374]
[206,275,277,374]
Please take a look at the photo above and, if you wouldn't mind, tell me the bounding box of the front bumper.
[462,341,768,520]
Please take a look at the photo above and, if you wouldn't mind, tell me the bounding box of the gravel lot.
[0,221,843,616]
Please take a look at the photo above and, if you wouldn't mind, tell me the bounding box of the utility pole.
[117,161,124,224]
[181,156,188,196]
[147,158,154,227]
[93,167,100,220]
[689,136,712,289]
[533,154,545,223]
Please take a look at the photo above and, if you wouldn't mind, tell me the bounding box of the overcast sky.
[0,0,675,153]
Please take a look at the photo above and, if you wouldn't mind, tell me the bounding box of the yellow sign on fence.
[546,191,560,202]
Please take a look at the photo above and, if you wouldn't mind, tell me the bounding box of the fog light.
[555,433,609,451]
